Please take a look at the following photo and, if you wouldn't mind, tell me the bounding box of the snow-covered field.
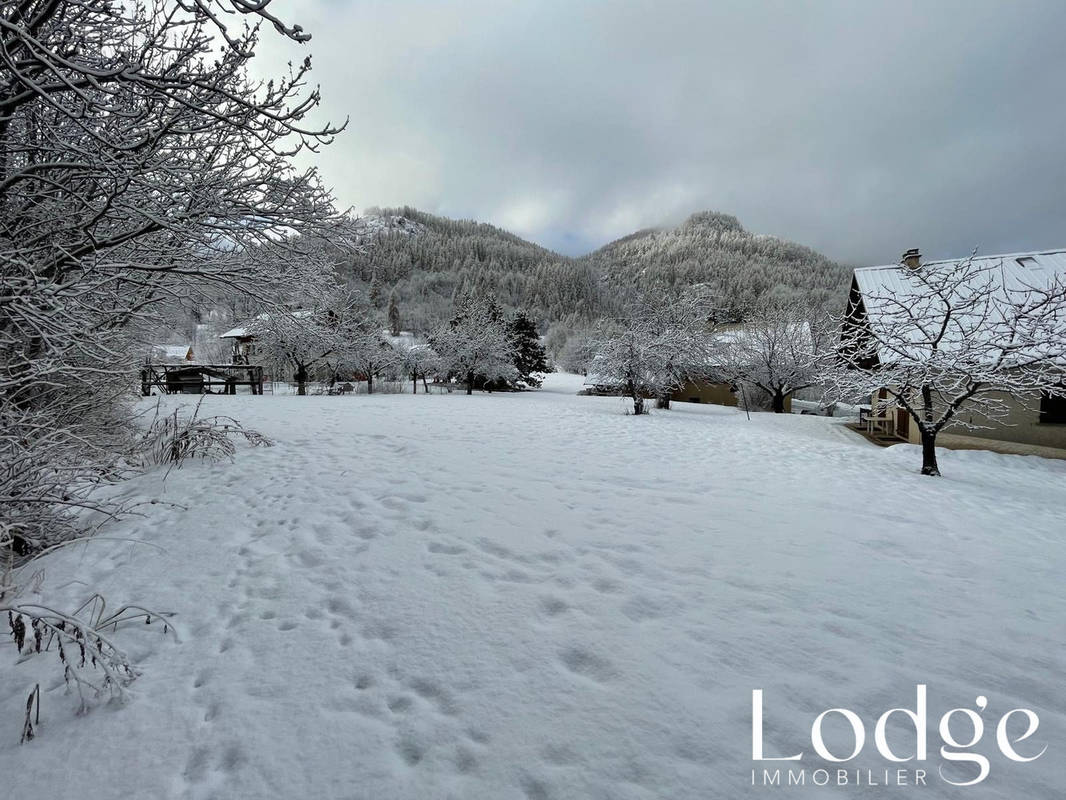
[3,373,1065,799]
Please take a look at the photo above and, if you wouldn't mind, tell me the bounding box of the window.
[1016,256,1038,268]
[1039,391,1066,424]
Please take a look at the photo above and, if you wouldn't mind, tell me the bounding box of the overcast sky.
[258,0,1066,265]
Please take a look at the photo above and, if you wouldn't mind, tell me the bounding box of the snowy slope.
[2,374,1064,799]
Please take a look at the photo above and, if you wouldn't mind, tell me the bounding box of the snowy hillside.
[583,211,850,315]
[3,376,1064,799]
[337,207,846,331]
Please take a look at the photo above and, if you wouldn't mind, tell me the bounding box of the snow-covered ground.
[3,373,1065,799]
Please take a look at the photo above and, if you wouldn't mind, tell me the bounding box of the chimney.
[901,247,921,270]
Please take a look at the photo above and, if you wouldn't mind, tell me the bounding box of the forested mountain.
[338,207,606,333]
[583,211,850,315]
[337,207,849,335]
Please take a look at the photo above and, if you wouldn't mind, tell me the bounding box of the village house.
[670,323,811,412]
[670,376,752,408]
[844,248,1066,449]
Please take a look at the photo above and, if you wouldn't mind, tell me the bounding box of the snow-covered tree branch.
[432,296,517,394]
[589,288,719,415]
[399,342,442,394]
[2,0,344,544]
[336,298,401,395]
[715,300,829,413]
[1,0,343,729]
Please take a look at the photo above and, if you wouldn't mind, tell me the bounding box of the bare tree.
[251,307,341,395]
[831,253,1066,475]
[589,289,718,415]
[717,301,827,413]
[432,297,516,394]
[343,326,401,396]
[588,325,657,415]
[399,343,442,394]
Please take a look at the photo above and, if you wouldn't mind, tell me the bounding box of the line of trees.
[586,289,828,417]
[249,291,549,396]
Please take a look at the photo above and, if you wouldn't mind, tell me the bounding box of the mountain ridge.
[338,206,849,331]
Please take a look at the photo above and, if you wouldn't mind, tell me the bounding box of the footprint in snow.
[455,745,478,774]
[427,541,465,555]
[559,646,617,683]
[538,596,569,616]
[326,595,357,617]
[396,736,425,766]
[408,677,459,715]
[521,775,553,800]
[592,577,623,594]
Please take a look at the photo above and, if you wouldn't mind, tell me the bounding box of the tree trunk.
[629,381,645,415]
[295,363,307,396]
[366,372,374,395]
[412,372,417,394]
[920,427,940,476]
[772,391,786,413]
[466,370,474,395]
[656,394,671,410]
[919,383,939,475]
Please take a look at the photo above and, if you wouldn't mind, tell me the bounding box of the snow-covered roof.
[219,310,311,339]
[151,344,193,359]
[854,249,1066,302]
[853,248,1066,362]
[706,322,812,355]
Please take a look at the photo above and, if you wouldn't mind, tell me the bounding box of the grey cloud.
[259,0,1066,264]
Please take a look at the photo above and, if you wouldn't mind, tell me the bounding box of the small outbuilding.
[149,344,195,363]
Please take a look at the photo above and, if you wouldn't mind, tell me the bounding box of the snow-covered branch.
[589,288,719,414]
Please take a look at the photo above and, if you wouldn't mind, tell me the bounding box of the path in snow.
[2,373,1065,799]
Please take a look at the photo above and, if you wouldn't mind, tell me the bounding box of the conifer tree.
[509,312,550,388]
[388,290,402,335]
